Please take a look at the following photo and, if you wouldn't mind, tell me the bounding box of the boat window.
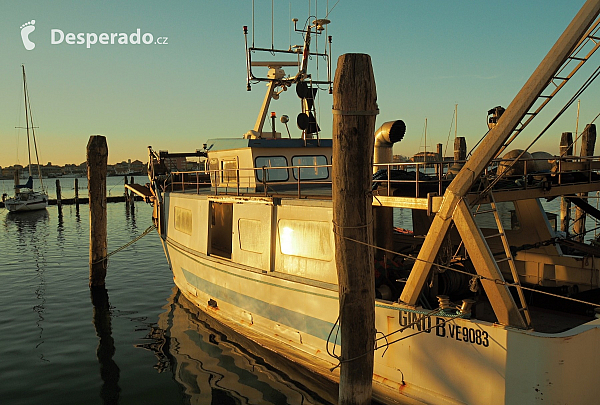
[255,156,289,182]
[291,155,329,180]
[278,219,332,261]
[208,158,219,186]
[221,159,238,183]
[238,218,264,254]
[174,206,193,235]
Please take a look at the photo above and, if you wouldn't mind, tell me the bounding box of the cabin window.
[208,158,220,186]
[255,156,289,182]
[291,155,329,180]
[221,159,238,183]
[238,218,264,254]
[278,219,332,261]
[174,206,193,235]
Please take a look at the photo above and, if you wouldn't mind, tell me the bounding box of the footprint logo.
[20,20,36,50]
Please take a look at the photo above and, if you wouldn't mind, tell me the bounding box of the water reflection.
[91,286,122,404]
[125,199,137,235]
[139,288,337,405]
[57,206,65,247]
[4,210,50,362]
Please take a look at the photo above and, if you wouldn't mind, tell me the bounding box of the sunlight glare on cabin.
[280,226,296,256]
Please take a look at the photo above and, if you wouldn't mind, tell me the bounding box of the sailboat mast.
[424,118,428,161]
[21,65,45,190]
[22,65,32,178]
[454,104,458,141]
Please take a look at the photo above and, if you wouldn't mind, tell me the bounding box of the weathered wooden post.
[123,176,129,202]
[574,124,596,241]
[436,143,443,176]
[332,53,377,405]
[560,131,573,234]
[130,176,135,207]
[74,178,79,206]
[56,179,62,208]
[88,135,108,287]
[454,137,467,162]
[14,169,20,187]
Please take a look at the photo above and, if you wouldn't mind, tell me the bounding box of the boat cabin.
[204,138,332,194]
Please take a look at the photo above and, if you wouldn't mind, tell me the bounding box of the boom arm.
[400,0,600,325]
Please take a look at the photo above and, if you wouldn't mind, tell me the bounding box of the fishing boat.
[3,65,48,212]
[139,1,600,403]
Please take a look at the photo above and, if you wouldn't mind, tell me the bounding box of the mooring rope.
[92,224,156,264]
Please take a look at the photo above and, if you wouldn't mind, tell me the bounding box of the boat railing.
[160,155,600,200]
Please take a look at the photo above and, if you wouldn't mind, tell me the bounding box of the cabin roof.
[205,138,332,152]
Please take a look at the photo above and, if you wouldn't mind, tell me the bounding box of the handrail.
[157,156,600,199]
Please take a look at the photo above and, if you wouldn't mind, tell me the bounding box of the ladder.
[497,16,600,158]
[472,193,532,328]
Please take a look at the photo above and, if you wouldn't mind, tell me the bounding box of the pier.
[0,176,144,209]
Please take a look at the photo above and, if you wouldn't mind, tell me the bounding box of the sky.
[1,0,599,166]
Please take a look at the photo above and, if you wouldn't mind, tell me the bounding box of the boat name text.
[399,310,489,347]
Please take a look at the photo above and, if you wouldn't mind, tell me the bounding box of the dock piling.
[74,178,79,206]
[574,124,596,241]
[129,176,135,207]
[454,136,467,162]
[56,179,62,208]
[332,53,377,405]
[560,131,573,235]
[124,176,129,201]
[88,135,108,287]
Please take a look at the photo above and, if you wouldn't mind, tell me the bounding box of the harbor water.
[3,175,597,405]
[0,177,338,405]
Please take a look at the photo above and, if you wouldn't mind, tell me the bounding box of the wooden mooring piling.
[332,53,377,405]
[88,135,108,288]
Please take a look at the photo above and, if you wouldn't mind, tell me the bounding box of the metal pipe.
[373,120,406,173]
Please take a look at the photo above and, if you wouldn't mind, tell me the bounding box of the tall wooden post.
[88,135,108,287]
[74,178,79,206]
[130,176,135,207]
[56,179,62,208]
[14,169,20,187]
[454,137,466,162]
[123,176,129,202]
[574,124,596,241]
[436,143,443,176]
[560,131,573,234]
[332,53,377,405]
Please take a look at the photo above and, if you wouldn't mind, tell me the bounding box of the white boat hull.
[160,192,600,405]
[4,192,48,212]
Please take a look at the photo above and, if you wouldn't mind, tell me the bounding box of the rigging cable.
[476,63,600,201]
[332,223,600,309]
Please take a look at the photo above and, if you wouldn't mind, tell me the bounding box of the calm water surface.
[0,181,338,405]
[4,175,581,405]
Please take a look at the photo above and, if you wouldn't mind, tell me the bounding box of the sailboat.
[4,65,48,212]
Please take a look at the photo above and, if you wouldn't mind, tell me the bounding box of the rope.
[326,306,467,368]
[335,230,600,309]
[92,224,156,264]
